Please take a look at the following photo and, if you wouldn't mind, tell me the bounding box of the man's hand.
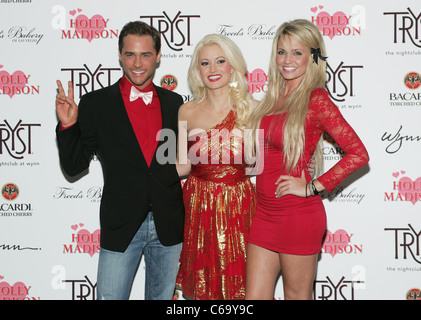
[56,80,78,127]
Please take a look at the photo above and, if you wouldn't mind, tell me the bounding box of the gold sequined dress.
[176,110,256,300]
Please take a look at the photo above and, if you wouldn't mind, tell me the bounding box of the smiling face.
[198,44,234,91]
[276,35,310,88]
[119,34,161,90]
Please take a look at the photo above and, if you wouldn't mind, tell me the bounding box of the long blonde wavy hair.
[188,34,254,129]
[246,19,327,176]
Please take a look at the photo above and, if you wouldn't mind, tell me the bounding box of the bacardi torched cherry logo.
[406,288,421,300]
[1,183,19,201]
[404,72,421,90]
[160,74,178,91]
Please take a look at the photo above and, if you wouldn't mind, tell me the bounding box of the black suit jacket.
[56,80,185,252]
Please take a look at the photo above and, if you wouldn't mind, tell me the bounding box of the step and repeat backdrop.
[1,0,420,300]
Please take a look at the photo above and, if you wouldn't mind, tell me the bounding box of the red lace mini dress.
[248,88,369,255]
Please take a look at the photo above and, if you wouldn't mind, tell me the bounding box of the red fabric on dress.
[176,110,256,300]
[248,88,369,254]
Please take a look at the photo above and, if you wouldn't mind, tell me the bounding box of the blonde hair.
[188,34,254,129]
[246,19,326,176]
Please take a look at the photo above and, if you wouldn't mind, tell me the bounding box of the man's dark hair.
[118,21,161,53]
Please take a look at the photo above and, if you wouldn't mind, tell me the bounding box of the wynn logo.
[0,244,40,251]
[381,125,421,154]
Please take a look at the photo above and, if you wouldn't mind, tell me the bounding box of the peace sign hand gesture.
[56,80,78,127]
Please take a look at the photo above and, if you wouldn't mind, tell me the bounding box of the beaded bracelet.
[309,180,320,196]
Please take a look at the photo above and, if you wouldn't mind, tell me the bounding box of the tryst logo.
[140,11,200,51]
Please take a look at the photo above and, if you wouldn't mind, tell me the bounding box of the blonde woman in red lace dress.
[245,19,369,300]
[175,34,258,300]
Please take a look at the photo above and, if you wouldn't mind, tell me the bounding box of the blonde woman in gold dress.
[175,34,258,300]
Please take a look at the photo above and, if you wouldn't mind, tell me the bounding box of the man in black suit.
[55,21,184,300]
